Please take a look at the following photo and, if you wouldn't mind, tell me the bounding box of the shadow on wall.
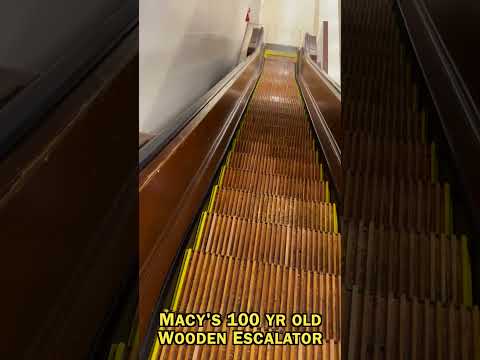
[140,0,258,135]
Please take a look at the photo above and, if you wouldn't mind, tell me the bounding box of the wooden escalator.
[343,0,479,358]
[148,54,342,359]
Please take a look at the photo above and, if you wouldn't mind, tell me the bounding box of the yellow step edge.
[333,203,338,234]
[171,249,193,311]
[325,181,330,203]
[149,338,160,360]
[194,212,208,250]
[114,343,125,360]
[461,235,473,306]
[107,344,118,360]
[225,152,232,167]
[208,185,219,212]
[218,165,226,187]
[264,49,297,59]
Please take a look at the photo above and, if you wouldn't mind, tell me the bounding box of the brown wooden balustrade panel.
[297,50,342,201]
[0,32,138,358]
[139,49,264,339]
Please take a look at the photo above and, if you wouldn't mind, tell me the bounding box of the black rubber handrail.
[303,33,341,93]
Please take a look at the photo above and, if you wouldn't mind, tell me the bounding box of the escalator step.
[343,100,423,141]
[344,171,450,233]
[212,188,336,232]
[234,138,316,162]
[229,152,323,180]
[196,212,340,274]
[343,220,468,304]
[174,250,341,339]
[238,124,314,148]
[345,286,480,359]
[344,131,433,180]
[222,167,329,202]
[243,110,312,128]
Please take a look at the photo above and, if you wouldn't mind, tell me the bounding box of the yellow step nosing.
[325,181,330,203]
[107,344,118,360]
[225,151,232,166]
[218,165,226,187]
[208,185,219,212]
[149,338,160,360]
[171,248,193,311]
[333,203,338,234]
[194,211,208,250]
[264,49,297,59]
[114,343,125,360]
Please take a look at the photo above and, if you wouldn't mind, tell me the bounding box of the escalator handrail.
[139,27,265,170]
[303,33,341,94]
[297,46,342,201]
[303,48,341,98]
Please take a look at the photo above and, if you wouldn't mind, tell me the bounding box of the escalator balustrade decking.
[150,56,341,359]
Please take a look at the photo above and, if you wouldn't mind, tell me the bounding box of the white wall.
[318,0,340,84]
[260,0,315,47]
[140,0,259,134]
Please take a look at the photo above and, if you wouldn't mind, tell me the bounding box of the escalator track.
[343,0,479,358]
[148,55,341,359]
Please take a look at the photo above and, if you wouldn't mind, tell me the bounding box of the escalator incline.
[149,56,341,359]
[343,0,478,358]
